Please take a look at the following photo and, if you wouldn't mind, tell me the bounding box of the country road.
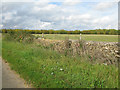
[1,58,32,88]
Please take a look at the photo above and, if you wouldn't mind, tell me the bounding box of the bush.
[4,30,35,43]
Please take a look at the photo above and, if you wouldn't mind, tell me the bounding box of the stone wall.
[84,41,119,65]
[36,39,119,65]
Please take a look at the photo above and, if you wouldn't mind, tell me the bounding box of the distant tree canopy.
[1,29,118,35]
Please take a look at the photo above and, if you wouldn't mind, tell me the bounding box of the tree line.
[1,29,119,35]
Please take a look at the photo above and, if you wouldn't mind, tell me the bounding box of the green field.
[2,35,118,88]
[0,43,1,56]
[34,34,118,42]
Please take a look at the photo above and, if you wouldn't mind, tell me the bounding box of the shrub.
[4,30,35,43]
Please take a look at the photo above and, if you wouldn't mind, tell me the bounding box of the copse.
[81,29,118,35]
[1,29,118,35]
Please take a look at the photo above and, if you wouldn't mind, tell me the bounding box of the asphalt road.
[2,58,32,88]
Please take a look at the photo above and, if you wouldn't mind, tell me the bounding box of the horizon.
[1,28,118,31]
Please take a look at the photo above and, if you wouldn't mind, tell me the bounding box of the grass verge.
[2,39,118,88]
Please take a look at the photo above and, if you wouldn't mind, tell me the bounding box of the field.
[34,34,118,42]
[1,1,119,88]
[2,33,118,88]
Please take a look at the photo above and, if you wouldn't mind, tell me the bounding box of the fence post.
[42,33,44,38]
[80,33,82,40]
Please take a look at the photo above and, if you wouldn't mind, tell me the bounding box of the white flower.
[60,68,63,71]
[103,63,107,65]
[51,72,54,75]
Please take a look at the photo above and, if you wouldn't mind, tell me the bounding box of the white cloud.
[2,0,49,2]
[92,16,111,24]
[33,4,57,12]
[95,2,117,11]
[1,2,118,30]
[2,12,16,22]
[2,0,119,2]
[63,0,82,6]
[67,14,91,20]
[0,24,3,29]
[2,0,34,2]
[34,2,49,6]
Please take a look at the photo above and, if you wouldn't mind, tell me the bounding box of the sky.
[0,0,119,30]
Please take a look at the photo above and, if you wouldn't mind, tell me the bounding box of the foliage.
[4,30,35,43]
[2,37,118,88]
[81,29,118,35]
[1,29,118,35]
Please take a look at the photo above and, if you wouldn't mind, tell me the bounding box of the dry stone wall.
[84,41,119,65]
[36,39,119,65]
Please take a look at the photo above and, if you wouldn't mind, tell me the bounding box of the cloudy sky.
[0,0,119,30]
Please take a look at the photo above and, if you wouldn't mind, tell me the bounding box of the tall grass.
[2,36,118,88]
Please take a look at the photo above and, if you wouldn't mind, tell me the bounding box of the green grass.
[34,34,118,42]
[0,34,2,56]
[2,39,118,88]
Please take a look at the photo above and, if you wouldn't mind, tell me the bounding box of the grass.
[2,37,118,88]
[0,34,2,56]
[34,34,118,42]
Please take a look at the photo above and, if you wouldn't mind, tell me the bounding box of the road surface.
[2,58,32,88]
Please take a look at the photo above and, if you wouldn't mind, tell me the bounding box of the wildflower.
[60,68,63,71]
[51,72,54,75]
[103,63,107,65]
